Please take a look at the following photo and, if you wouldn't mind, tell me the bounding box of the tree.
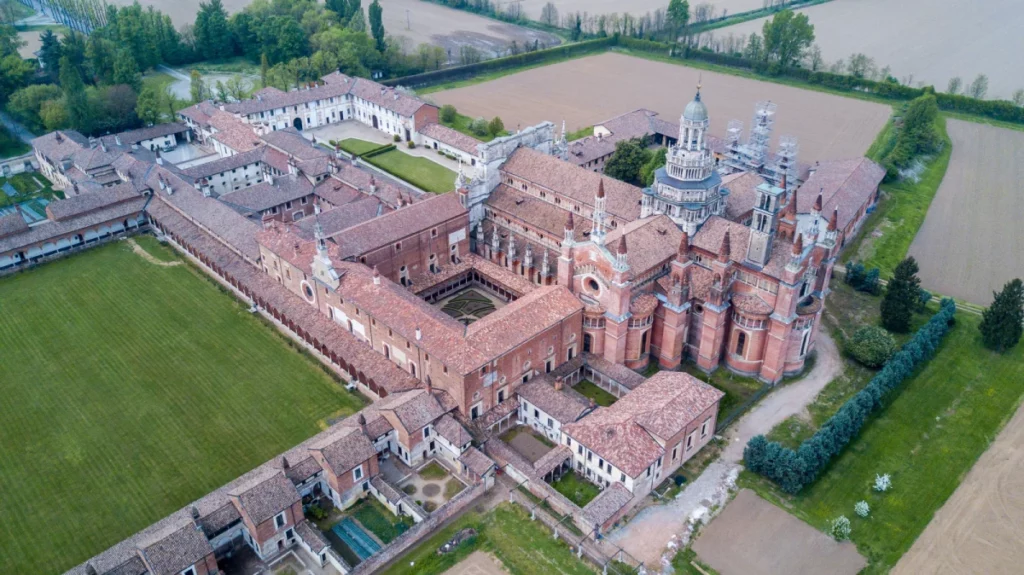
[540,2,559,26]
[1013,89,1024,107]
[194,0,233,60]
[946,76,962,95]
[487,116,505,136]
[440,104,457,123]
[847,53,876,79]
[881,257,921,333]
[666,0,689,42]
[968,74,988,99]
[639,147,667,186]
[347,8,366,32]
[40,99,70,131]
[604,139,651,185]
[7,84,64,131]
[368,0,385,52]
[979,279,1024,352]
[847,326,896,368]
[260,52,269,88]
[459,45,481,65]
[743,32,764,62]
[0,54,34,105]
[39,29,63,82]
[59,55,90,132]
[761,9,814,68]
[805,44,823,71]
[189,69,205,102]
[112,49,141,91]
[468,117,489,137]
[225,74,251,101]
[135,84,162,125]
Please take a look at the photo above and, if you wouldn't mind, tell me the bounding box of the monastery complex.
[0,70,884,575]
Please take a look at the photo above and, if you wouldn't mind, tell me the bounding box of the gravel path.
[603,332,842,570]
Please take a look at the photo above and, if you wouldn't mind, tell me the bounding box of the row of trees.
[878,94,941,179]
[745,295,957,493]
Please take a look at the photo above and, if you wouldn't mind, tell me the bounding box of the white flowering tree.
[874,473,892,492]
[831,516,852,541]
[855,501,870,517]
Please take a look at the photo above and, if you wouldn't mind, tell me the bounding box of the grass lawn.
[444,477,465,500]
[678,361,765,421]
[0,238,365,573]
[440,111,507,141]
[566,125,593,141]
[844,115,952,278]
[363,149,456,194]
[348,498,412,544]
[419,461,450,480]
[0,172,60,209]
[337,137,388,156]
[500,426,556,449]
[671,547,721,575]
[142,72,191,113]
[573,380,618,406]
[380,502,594,574]
[550,472,601,507]
[740,287,1024,573]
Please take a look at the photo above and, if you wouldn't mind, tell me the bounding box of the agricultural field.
[0,238,364,574]
[508,0,764,22]
[740,285,1024,573]
[908,120,1024,305]
[716,0,1024,100]
[430,52,890,163]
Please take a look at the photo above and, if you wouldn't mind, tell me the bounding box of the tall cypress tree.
[881,257,921,333]
[368,0,385,52]
[980,278,1024,352]
[59,56,90,132]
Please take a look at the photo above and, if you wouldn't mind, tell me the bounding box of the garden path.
[125,238,182,267]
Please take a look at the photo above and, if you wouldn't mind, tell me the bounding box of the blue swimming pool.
[331,518,381,560]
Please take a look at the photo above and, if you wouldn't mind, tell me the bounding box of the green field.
[364,149,457,194]
[845,115,953,277]
[0,238,364,573]
[338,137,388,156]
[381,503,594,575]
[741,286,1024,573]
[551,472,601,507]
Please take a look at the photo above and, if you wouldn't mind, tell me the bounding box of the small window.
[353,465,363,481]
[274,512,287,529]
[423,427,430,439]
[181,568,197,575]
[735,332,746,357]
[394,242,401,251]
[431,228,438,238]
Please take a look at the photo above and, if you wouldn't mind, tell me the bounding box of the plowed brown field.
[908,120,1024,305]
[429,52,890,163]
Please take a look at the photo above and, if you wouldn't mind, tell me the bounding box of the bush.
[845,261,881,295]
[874,473,892,492]
[393,134,402,142]
[423,500,438,512]
[407,141,416,149]
[468,117,490,137]
[847,326,896,368]
[830,516,852,541]
[487,116,505,136]
[855,501,870,518]
[440,104,457,123]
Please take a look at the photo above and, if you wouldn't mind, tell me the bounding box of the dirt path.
[125,238,181,267]
[603,332,841,569]
[442,550,507,575]
[892,399,1024,575]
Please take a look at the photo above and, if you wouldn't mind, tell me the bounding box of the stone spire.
[524,244,533,270]
[718,230,731,263]
[311,213,340,289]
[827,207,838,231]
[541,249,550,277]
[615,234,628,268]
[678,231,690,261]
[792,232,803,256]
[491,228,500,253]
[455,157,468,189]
[563,211,575,245]
[507,233,516,260]
[813,190,823,215]
[591,180,607,246]
[782,185,798,221]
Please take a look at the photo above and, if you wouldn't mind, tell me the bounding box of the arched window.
[736,332,747,357]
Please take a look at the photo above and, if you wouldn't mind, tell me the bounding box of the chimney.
[114,134,122,146]
[415,326,422,341]
[85,563,97,575]
[554,377,563,391]
[281,456,290,470]
[190,505,201,520]
[369,176,377,195]
[157,175,166,190]
[256,93,262,101]
[155,148,163,165]
[358,413,367,431]
[372,266,381,285]
[131,143,139,150]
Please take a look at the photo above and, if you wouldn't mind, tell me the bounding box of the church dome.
[683,91,708,123]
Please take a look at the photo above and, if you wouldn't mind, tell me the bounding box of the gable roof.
[798,157,885,231]
[332,192,465,259]
[310,426,378,476]
[230,471,300,525]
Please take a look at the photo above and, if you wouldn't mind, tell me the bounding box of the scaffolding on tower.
[764,134,800,190]
[722,101,777,175]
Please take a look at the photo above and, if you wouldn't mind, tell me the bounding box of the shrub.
[306,505,328,520]
[874,473,892,492]
[830,516,852,541]
[469,117,490,137]
[393,134,401,142]
[487,116,505,136]
[440,104,457,123]
[854,501,870,518]
[847,326,896,368]
[403,484,417,495]
[407,141,416,149]
[423,500,438,512]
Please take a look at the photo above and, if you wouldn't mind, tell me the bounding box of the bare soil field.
[442,550,507,575]
[693,489,866,575]
[515,0,763,21]
[105,0,559,58]
[16,30,42,59]
[716,0,1024,100]
[429,52,890,163]
[908,120,1024,305]
[893,400,1024,575]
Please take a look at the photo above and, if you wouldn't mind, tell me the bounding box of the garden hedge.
[744,298,957,493]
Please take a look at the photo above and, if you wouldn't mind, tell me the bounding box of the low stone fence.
[350,482,486,574]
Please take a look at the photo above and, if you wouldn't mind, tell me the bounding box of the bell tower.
[745,182,784,267]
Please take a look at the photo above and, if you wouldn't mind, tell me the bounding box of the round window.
[304,284,314,298]
[587,278,600,292]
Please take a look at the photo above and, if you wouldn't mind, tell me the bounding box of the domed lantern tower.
[641,84,726,235]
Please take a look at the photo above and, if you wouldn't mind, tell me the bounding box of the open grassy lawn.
[845,115,952,278]
[349,498,412,545]
[741,287,1024,573]
[380,502,594,575]
[0,238,364,574]
[337,138,388,156]
[551,472,601,507]
[364,149,456,194]
[573,380,618,407]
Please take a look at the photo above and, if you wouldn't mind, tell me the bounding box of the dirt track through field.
[430,52,890,163]
[908,120,1024,305]
[716,0,1024,100]
[892,399,1024,575]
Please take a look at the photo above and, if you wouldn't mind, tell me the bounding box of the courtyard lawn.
[363,149,456,194]
[338,137,388,156]
[740,288,1024,573]
[349,498,412,545]
[418,461,450,480]
[0,238,364,574]
[551,472,601,507]
[380,502,594,575]
[0,171,59,208]
[573,380,618,407]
